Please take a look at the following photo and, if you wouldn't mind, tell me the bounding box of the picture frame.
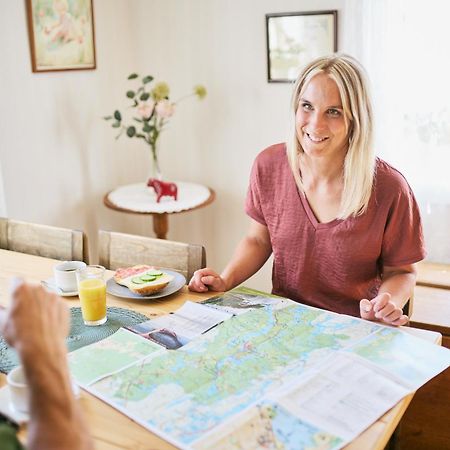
[26,0,96,73]
[266,10,337,83]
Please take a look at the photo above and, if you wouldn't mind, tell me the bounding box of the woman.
[189,54,425,326]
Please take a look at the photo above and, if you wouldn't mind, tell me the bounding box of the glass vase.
[150,142,162,181]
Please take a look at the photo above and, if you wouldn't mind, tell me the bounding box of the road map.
[70,290,450,450]
[68,328,162,386]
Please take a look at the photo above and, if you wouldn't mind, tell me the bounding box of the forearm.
[379,270,417,310]
[22,347,93,450]
[221,235,272,290]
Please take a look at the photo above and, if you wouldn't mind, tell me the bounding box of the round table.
[104,181,215,239]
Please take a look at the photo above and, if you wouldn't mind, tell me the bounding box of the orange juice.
[78,278,107,325]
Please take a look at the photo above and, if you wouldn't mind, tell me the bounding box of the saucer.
[0,385,29,424]
[42,277,78,297]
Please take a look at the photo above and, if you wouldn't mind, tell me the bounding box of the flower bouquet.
[104,73,206,180]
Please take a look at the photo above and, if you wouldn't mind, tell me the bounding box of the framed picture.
[26,0,96,72]
[266,10,337,83]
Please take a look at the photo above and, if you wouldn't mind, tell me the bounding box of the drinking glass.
[76,265,107,326]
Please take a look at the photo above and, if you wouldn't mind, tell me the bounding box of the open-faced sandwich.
[114,265,174,295]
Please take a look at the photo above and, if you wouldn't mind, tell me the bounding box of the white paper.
[275,353,410,440]
[148,301,232,340]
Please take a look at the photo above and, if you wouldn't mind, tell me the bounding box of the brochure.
[126,301,232,349]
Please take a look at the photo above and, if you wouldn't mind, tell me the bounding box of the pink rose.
[137,100,155,119]
[155,100,175,118]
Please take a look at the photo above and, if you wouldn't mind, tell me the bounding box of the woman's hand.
[359,292,409,326]
[188,268,227,293]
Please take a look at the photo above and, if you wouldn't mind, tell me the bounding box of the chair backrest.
[98,230,206,281]
[0,218,87,262]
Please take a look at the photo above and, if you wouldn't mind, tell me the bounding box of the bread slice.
[114,265,174,295]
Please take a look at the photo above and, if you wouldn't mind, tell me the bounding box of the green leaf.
[142,75,154,84]
[133,100,138,107]
[133,117,143,123]
[140,92,150,101]
[114,110,122,121]
[103,115,112,120]
[112,122,121,128]
[126,90,135,99]
[136,133,146,138]
[126,126,136,137]
[128,73,138,79]
[143,123,151,132]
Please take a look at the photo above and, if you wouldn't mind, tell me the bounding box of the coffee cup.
[6,365,80,416]
[7,366,30,414]
[54,261,87,292]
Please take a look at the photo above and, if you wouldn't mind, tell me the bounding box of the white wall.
[6,1,445,292]
[130,0,347,291]
[0,0,346,292]
[0,0,149,262]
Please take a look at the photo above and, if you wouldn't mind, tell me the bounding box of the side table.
[104,182,215,239]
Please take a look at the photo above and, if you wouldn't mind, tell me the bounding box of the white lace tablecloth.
[107,182,212,213]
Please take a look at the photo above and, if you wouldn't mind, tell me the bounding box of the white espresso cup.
[7,365,30,414]
[54,261,87,292]
[7,365,80,415]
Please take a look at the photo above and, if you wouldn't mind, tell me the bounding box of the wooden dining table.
[0,249,442,450]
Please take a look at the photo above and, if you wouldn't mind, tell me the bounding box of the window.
[350,0,450,262]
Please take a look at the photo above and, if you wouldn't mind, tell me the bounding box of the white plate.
[106,270,186,300]
[42,277,78,297]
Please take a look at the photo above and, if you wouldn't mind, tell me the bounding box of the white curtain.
[344,0,450,262]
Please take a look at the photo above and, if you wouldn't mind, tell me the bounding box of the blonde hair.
[286,54,375,219]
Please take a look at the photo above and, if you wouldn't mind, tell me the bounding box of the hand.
[359,292,409,326]
[0,278,70,359]
[188,268,227,293]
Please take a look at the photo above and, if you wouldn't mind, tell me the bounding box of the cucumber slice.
[148,270,163,276]
[140,275,157,282]
[131,277,146,284]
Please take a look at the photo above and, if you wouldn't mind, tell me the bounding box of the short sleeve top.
[245,143,426,317]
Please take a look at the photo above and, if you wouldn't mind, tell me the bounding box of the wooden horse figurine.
[147,178,178,203]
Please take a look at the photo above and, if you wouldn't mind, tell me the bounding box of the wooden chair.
[403,296,413,318]
[0,218,87,262]
[98,230,206,281]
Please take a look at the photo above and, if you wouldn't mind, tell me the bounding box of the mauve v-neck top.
[245,143,425,317]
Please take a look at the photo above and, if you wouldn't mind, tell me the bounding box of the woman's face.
[295,73,349,161]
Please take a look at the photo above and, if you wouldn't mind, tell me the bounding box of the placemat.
[0,307,148,374]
